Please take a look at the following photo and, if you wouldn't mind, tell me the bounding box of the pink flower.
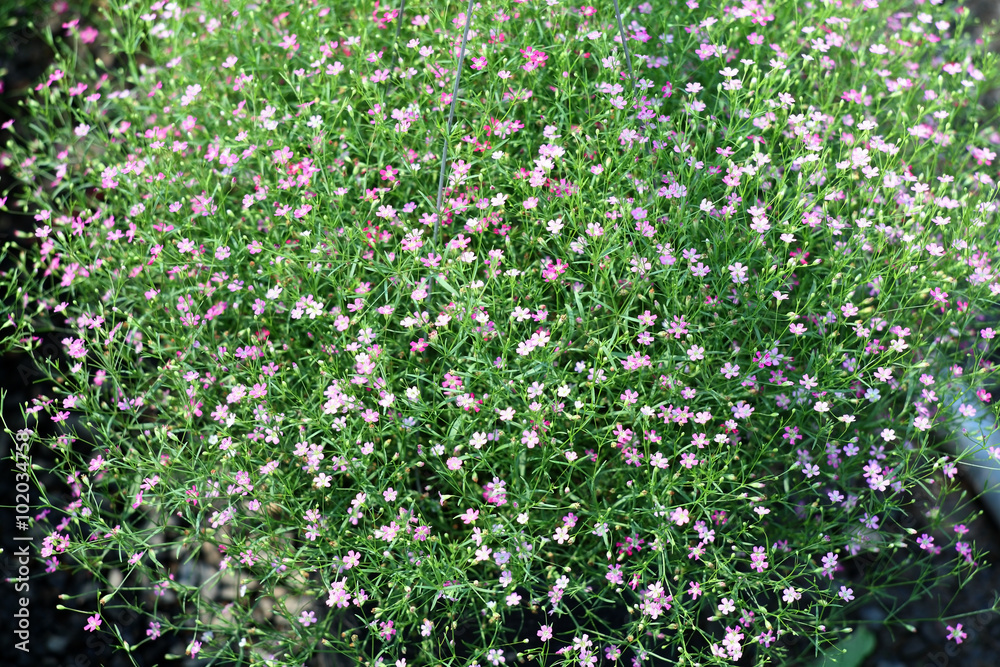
[272,146,293,164]
[342,550,361,569]
[519,46,548,71]
[946,623,967,644]
[537,624,553,641]
[84,614,102,632]
[670,508,690,526]
[728,262,749,284]
[79,26,99,44]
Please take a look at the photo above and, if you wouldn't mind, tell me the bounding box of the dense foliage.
[3,0,1000,665]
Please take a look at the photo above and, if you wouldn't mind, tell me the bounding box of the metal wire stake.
[434,0,476,248]
[382,0,407,98]
[612,0,651,159]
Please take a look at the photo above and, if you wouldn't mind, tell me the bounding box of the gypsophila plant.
[3,0,1000,665]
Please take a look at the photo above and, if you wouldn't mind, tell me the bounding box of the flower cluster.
[3,0,998,665]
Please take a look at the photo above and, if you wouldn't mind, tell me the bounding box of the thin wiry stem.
[434,0,476,247]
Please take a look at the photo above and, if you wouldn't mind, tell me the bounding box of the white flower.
[782,587,801,604]
[889,338,909,353]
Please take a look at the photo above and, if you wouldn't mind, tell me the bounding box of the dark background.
[0,3,187,666]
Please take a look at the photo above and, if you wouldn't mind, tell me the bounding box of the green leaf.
[435,274,458,298]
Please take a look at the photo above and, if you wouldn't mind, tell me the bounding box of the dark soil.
[858,481,1000,667]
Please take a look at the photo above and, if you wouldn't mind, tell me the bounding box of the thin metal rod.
[612,0,637,91]
[382,0,406,98]
[612,0,651,159]
[434,0,476,247]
